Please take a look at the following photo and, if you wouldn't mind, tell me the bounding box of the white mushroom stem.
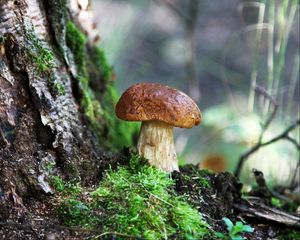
[137,121,179,172]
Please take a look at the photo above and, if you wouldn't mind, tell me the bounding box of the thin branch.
[235,118,300,177]
[260,119,300,147]
[284,135,300,150]
[235,85,300,177]
[255,85,278,133]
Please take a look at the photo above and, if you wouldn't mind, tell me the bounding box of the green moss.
[66,21,87,78]
[53,82,66,95]
[58,198,98,227]
[65,20,138,150]
[271,197,284,208]
[50,176,65,192]
[66,21,103,125]
[25,29,55,74]
[50,176,95,227]
[89,46,113,83]
[65,21,139,151]
[23,26,69,97]
[53,155,214,239]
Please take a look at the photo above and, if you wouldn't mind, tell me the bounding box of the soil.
[0,149,298,239]
[172,166,242,232]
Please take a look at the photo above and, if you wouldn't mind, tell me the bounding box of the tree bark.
[0,0,110,201]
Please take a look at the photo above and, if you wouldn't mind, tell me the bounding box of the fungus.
[115,83,202,172]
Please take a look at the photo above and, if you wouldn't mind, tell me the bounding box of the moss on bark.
[66,21,101,122]
[65,21,139,151]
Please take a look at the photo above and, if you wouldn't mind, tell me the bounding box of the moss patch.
[65,21,105,135]
[25,29,55,74]
[52,155,214,239]
[87,41,139,151]
[53,82,66,95]
[66,21,87,78]
[23,26,68,97]
[65,21,138,150]
[89,45,113,83]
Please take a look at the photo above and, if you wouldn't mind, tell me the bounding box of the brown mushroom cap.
[115,83,202,128]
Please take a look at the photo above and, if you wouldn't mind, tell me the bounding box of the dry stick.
[235,85,299,177]
[234,200,300,228]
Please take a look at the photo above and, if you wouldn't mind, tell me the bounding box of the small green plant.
[50,176,65,192]
[271,197,284,208]
[222,217,253,240]
[53,82,66,95]
[58,198,95,227]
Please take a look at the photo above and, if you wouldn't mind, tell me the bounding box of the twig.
[255,85,278,133]
[285,135,300,150]
[235,118,300,177]
[235,85,300,177]
[259,119,300,147]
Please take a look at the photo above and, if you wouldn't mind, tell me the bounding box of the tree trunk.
[0,0,111,202]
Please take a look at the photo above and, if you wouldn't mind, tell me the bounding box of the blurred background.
[93,0,299,187]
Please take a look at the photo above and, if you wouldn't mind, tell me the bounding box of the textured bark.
[0,0,107,201]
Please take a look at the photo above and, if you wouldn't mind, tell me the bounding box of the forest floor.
[0,149,299,239]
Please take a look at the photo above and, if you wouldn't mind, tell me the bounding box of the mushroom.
[115,83,202,172]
